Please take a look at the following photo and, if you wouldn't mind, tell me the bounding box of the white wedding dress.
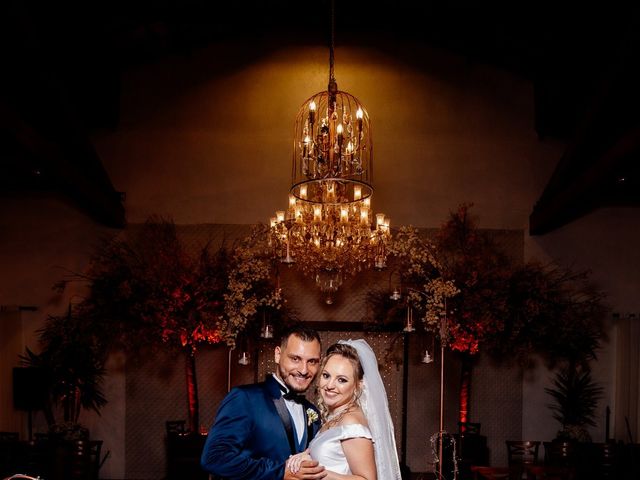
[308,424,373,475]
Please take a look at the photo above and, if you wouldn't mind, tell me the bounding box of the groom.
[201,325,327,479]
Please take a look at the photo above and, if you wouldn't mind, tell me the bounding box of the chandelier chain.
[329,0,336,89]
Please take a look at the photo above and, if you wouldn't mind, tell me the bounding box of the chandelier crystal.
[269,3,390,301]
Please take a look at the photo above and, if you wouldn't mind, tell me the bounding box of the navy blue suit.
[201,375,321,480]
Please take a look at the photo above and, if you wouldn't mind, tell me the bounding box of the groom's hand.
[284,460,327,479]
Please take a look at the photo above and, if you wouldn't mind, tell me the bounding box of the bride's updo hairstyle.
[316,343,364,425]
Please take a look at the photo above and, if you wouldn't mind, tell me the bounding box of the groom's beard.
[277,365,314,394]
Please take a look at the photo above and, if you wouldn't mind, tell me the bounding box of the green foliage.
[21,306,108,427]
[545,363,603,441]
[488,262,606,367]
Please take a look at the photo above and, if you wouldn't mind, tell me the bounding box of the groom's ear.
[274,346,281,365]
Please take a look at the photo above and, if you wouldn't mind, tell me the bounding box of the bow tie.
[281,388,305,404]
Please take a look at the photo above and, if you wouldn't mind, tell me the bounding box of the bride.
[287,339,402,480]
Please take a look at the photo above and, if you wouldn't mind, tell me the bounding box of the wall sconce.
[422,350,434,364]
[237,351,250,366]
[403,306,415,332]
[260,323,274,339]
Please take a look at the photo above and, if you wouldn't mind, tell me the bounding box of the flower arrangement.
[222,224,284,347]
[430,204,515,354]
[380,226,459,341]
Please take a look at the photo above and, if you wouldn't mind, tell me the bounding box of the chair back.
[166,420,187,435]
[0,432,19,442]
[506,440,541,467]
[67,440,88,480]
[543,441,577,467]
[89,440,103,479]
[590,442,620,478]
[459,421,482,435]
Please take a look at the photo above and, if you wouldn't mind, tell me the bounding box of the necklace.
[323,403,355,428]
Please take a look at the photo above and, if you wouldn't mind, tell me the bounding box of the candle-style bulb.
[309,101,316,125]
[356,107,363,132]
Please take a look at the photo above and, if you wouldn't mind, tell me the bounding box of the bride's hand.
[286,449,312,474]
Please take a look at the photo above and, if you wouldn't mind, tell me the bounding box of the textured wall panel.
[471,355,523,466]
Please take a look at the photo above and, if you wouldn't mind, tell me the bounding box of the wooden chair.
[89,440,103,480]
[506,441,540,479]
[457,424,489,480]
[0,432,21,478]
[590,442,621,479]
[33,433,49,442]
[506,440,540,467]
[471,466,522,480]
[525,465,575,480]
[459,421,482,435]
[166,420,187,435]
[543,441,577,468]
[69,439,93,480]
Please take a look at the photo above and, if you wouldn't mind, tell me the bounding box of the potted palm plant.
[545,362,603,442]
[20,305,107,438]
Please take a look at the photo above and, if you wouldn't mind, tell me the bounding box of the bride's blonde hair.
[316,343,364,425]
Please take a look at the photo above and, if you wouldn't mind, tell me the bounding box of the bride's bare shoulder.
[340,407,369,427]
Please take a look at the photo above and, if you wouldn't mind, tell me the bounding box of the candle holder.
[237,351,250,366]
[422,350,434,364]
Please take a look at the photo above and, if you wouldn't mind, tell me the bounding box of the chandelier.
[269,1,390,302]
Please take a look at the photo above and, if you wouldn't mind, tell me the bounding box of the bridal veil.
[339,339,402,480]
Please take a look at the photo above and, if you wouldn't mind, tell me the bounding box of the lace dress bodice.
[308,424,373,475]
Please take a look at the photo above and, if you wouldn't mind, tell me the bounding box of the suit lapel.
[266,375,297,455]
[272,395,297,454]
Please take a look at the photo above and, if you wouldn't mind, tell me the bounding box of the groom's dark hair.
[280,324,321,349]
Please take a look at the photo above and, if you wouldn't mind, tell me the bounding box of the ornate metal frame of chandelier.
[269,1,390,301]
